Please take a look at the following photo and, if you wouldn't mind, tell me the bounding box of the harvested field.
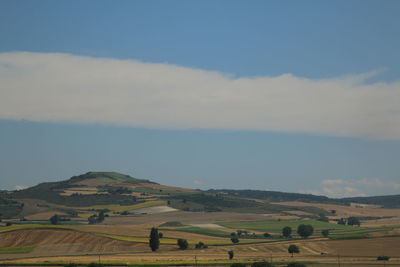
[0,229,153,259]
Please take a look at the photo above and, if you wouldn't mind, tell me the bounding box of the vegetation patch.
[218,219,369,234]
[0,246,35,254]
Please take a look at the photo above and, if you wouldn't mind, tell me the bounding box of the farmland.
[1,172,400,266]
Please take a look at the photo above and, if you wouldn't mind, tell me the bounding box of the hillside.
[1,171,400,222]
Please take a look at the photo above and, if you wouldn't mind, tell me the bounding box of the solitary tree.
[282,226,292,238]
[177,238,188,250]
[297,224,314,238]
[347,217,361,226]
[228,250,234,260]
[50,214,60,225]
[288,244,300,257]
[321,229,330,237]
[149,227,160,251]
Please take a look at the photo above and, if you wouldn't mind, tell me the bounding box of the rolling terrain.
[1,171,400,266]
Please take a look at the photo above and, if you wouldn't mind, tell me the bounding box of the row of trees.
[282,224,314,238]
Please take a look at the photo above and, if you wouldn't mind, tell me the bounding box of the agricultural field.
[1,172,400,266]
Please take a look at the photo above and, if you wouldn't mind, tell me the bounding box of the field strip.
[74,200,166,212]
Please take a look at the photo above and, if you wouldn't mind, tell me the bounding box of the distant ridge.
[68,171,157,185]
[208,189,400,208]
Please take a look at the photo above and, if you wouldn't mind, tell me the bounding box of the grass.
[0,246,35,254]
[329,232,369,240]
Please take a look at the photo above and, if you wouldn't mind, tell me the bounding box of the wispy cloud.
[302,178,400,198]
[1,52,400,139]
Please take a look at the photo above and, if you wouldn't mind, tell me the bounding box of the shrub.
[231,264,246,267]
[195,241,208,249]
[263,232,271,238]
[177,238,188,250]
[377,256,390,261]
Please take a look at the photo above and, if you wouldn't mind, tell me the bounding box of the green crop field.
[0,246,35,254]
[162,227,233,238]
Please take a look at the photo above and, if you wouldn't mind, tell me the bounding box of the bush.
[63,264,78,267]
[252,261,274,267]
[230,264,246,267]
[263,232,271,238]
[377,256,390,261]
[195,241,208,249]
[87,263,104,267]
[177,238,188,250]
[347,216,361,226]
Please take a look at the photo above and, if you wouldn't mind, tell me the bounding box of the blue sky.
[0,0,400,197]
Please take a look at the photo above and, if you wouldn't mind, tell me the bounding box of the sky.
[1,0,400,197]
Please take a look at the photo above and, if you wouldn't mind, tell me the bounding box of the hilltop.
[1,171,400,223]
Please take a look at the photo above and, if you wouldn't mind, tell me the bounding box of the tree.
[149,227,160,251]
[282,226,292,238]
[288,244,300,257]
[158,232,163,238]
[50,214,60,225]
[297,224,314,238]
[321,229,330,237]
[177,238,188,250]
[337,218,346,225]
[347,217,361,226]
[252,262,275,267]
[195,241,208,249]
[230,264,245,267]
[228,250,234,260]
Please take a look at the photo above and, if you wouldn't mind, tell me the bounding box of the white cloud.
[305,178,400,198]
[1,52,400,139]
